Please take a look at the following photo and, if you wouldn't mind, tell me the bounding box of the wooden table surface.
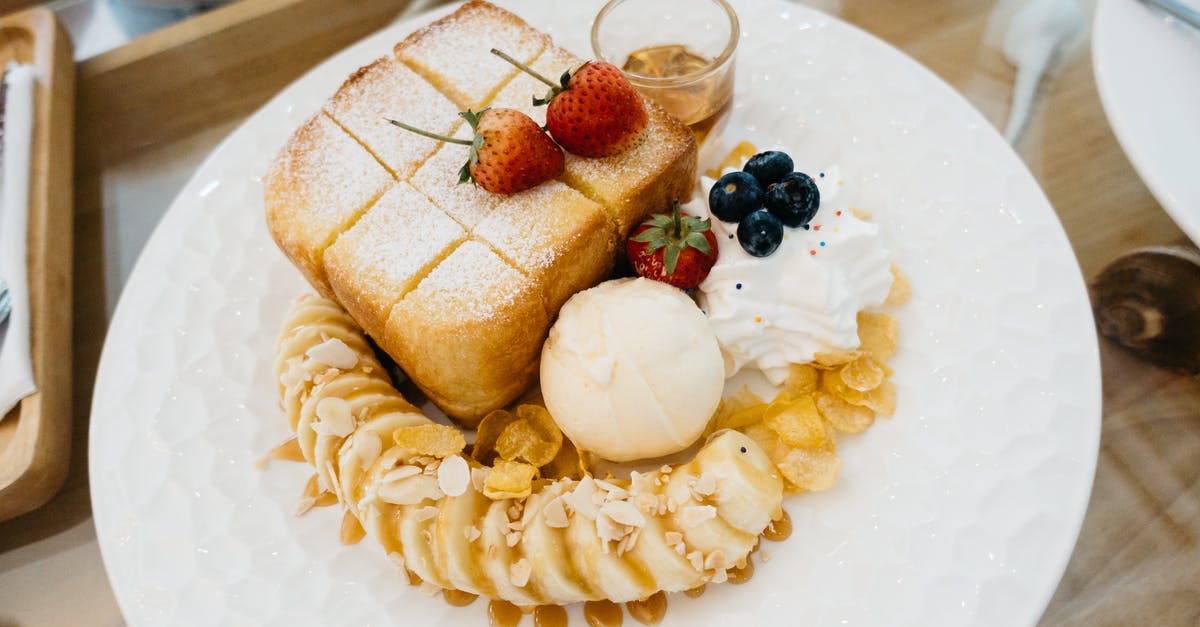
[2,0,1198,625]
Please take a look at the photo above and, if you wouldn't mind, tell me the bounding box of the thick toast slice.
[266,0,697,421]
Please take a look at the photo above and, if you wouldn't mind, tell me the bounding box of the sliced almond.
[314,397,355,437]
[510,558,531,587]
[681,505,718,527]
[377,474,443,505]
[413,506,439,522]
[692,474,718,498]
[382,465,422,483]
[600,500,646,528]
[306,337,358,370]
[542,497,569,528]
[437,455,470,497]
[505,531,522,547]
[465,525,481,543]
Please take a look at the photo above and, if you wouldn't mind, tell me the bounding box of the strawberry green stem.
[490,48,559,88]
[387,119,473,145]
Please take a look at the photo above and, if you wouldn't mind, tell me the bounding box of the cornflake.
[886,264,911,305]
[393,424,466,459]
[483,460,537,500]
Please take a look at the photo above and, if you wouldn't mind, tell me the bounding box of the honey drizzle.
[626,591,667,625]
[763,510,793,542]
[443,589,479,607]
[584,599,624,626]
[488,600,524,627]
[727,559,754,585]
[339,511,365,545]
[534,605,568,627]
[682,584,706,598]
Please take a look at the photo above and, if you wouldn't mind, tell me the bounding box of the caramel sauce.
[584,600,624,626]
[339,511,365,545]
[626,591,667,625]
[405,568,422,586]
[534,605,568,627]
[268,437,305,463]
[682,584,706,598]
[488,600,524,627]
[763,510,792,542]
[443,589,479,607]
[727,559,754,585]
[314,492,339,507]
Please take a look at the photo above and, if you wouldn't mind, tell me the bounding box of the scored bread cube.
[325,181,466,341]
[394,0,549,110]
[323,55,461,180]
[473,181,616,313]
[264,112,394,296]
[385,241,549,423]
[560,99,698,240]
[410,138,505,229]
[487,45,585,126]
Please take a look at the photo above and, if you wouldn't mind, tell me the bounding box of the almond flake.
[505,531,522,547]
[315,397,355,437]
[465,526,481,542]
[382,465,422,483]
[510,558,531,587]
[413,506,439,522]
[542,497,569,528]
[470,467,491,492]
[692,474,718,498]
[687,550,704,572]
[353,432,382,470]
[600,500,645,528]
[420,529,432,544]
[664,531,684,547]
[681,505,717,527]
[294,497,317,517]
[760,548,772,563]
[704,550,728,571]
[437,455,470,497]
[377,474,443,505]
[306,337,358,370]
[594,479,630,501]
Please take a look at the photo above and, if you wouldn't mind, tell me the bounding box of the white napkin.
[0,62,37,421]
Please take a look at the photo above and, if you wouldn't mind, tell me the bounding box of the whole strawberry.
[627,202,719,290]
[389,107,563,195]
[492,49,649,158]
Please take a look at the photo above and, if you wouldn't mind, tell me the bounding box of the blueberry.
[709,172,763,223]
[737,209,783,257]
[764,172,820,228]
[743,151,794,188]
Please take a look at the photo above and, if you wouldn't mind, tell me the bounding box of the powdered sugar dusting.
[325,181,465,324]
[561,101,695,232]
[474,181,608,275]
[394,0,549,109]
[398,240,532,322]
[324,56,460,180]
[411,140,504,229]
[488,45,584,126]
[265,113,394,262]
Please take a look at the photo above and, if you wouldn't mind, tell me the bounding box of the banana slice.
[275,295,785,605]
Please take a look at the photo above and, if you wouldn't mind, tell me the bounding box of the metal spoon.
[0,277,10,326]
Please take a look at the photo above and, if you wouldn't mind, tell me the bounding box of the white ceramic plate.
[89,1,1101,625]
[1094,0,1200,244]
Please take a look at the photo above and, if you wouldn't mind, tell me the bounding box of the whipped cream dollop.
[692,164,894,385]
[540,278,724,462]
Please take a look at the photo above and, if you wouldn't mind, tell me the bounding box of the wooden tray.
[0,7,75,522]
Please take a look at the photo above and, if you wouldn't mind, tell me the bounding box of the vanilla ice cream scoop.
[540,278,725,462]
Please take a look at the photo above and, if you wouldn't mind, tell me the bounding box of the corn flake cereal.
[763,395,834,452]
[857,312,898,362]
[483,460,537,500]
[541,436,589,481]
[839,356,885,392]
[472,409,518,465]
[815,391,875,434]
[813,350,860,368]
[886,264,911,305]
[393,424,465,459]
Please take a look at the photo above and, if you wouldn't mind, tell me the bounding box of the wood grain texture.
[0,7,75,522]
